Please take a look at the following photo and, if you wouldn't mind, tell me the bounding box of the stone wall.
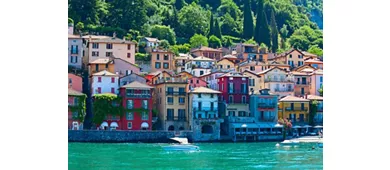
[192,119,223,142]
[68,130,193,143]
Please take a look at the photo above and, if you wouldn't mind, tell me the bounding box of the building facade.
[292,71,311,97]
[190,46,223,60]
[68,34,83,69]
[119,81,154,130]
[278,95,310,125]
[258,67,295,98]
[150,50,175,72]
[68,73,83,92]
[88,58,115,75]
[119,73,146,87]
[112,57,140,77]
[88,37,136,64]
[68,88,86,130]
[309,69,323,96]
[91,70,119,96]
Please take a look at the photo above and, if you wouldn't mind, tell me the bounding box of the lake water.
[69,142,323,170]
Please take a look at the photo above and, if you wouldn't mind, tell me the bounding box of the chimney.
[68,23,74,35]
[113,32,116,38]
[305,93,308,99]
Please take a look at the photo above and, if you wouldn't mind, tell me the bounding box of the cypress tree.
[208,14,215,37]
[175,0,185,10]
[214,18,222,39]
[243,0,254,39]
[270,9,278,53]
[254,0,271,47]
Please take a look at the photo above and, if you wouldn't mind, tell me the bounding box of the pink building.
[112,57,141,77]
[188,77,207,91]
[68,73,83,92]
[68,88,86,130]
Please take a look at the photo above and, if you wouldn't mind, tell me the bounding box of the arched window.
[179,127,184,131]
[168,125,174,131]
[201,125,213,134]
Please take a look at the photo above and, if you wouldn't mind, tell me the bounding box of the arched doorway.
[201,125,213,134]
[168,125,175,131]
[179,127,184,131]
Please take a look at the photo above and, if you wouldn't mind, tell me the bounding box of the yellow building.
[269,48,305,69]
[87,36,136,64]
[278,95,310,125]
[150,50,175,72]
[242,70,262,94]
[88,58,115,75]
[216,58,236,70]
[153,79,189,131]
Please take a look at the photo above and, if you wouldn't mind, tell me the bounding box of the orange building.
[190,46,223,60]
[150,50,175,72]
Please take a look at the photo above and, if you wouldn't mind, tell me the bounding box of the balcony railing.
[193,107,218,111]
[166,116,186,121]
[166,91,186,96]
[257,103,276,109]
[285,107,308,111]
[265,79,294,83]
[296,82,308,85]
[229,116,255,123]
[126,93,151,98]
[155,78,188,84]
[274,89,294,92]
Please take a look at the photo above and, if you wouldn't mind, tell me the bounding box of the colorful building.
[278,95,310,125]
[190,46,223,60]
[307,95,323,126]
[91,70,119,96]
[68,88,86,130]
[231,43,268,61]
[257,67,295,98]
[119,73,146,86]
[188,87,222,141]
[309,69,323,96]
[119,81,154,130]
[269,48,305,69]
[150,50,175,72]
[174,53,193,73]
[68,34,84,69]
[242,70,261,94]
[87,36,136,64]
[68,73,83,92]
[153,78,189,131]
[291,71,311,97]
[199,71,225,91]
[304,58,323,69]
[111,57,140,77]
[188,77,207,90]
[88,58,115,75]
[216,58,236,71]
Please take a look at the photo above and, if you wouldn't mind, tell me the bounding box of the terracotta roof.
[302,51,318,57]
[279,95,309,102]
[295,65,316,71]
[310,69,323,75]
[191,46,222,52]
[223,54,237,59]
[257,67,286,75]
[218,72,247,78]
[68,34,82,39]
[147,71,163,76]
[68,88,85,96]
[144,37,160,42]
[90,58,112,64]
[111,57,139,68]
[291,71,310,76]
[243,70,259,76]
[304,59,323,64]
[192,56,214,61]
[307,95,323,100]
[190,87,221,94]
[121,81,154,89]
[90,37,135,44]
[274,48,304,59]
[92,70,118,76]
[82,35,111,39]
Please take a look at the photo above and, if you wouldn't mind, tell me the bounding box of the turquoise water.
[69,142,323,170]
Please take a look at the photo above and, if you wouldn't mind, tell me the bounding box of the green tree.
[280,24,289,49]
[68,0,107,25]
[68,18,74,24]
[288,25,322,51]
[217,0,241,20]
[175,0,186,10]
[244,38,257,45]
[214,18,222,39]
[309,100,319,126]
[75,22,84,33]
[208,14,215,37]
[222,36,234,47]
[150,25,176,45]
[208,35,222,48]
[171,44,191,54]
[160,40,170,49]
[318,85,323,96]
[243,0,254,39]
[190,34,208,48]
[270,9,278,53]
[178,2,210,38]
[254,0,271,47]
[108,0,147,32]
[308,45,323,57]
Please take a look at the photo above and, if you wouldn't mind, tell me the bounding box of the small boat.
[279,140,300,146]
[317,141,323,148]
[162,137,200,151]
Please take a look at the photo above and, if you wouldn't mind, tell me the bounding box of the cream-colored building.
[269,48,305,69]
[150,50,175,72]
[242,70,262,94]
[257,67,295,98]
[153,78,189,131]
[87,36,136,64]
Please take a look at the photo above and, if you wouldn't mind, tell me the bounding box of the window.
[196,80,199,84]
[163,63,169,69]
[97,87,101,94]
[98,77,102,82]
[190,79,193,83]
[178,109,185,120]
[155,62,161,69]
[229,83,234,93]
[142,100,148,109]
[250,66,255,71]
[95,65,99,72]
[106,43,113,49]
[69,78,72,84]
[301,103,304,110]
[210,94,214,98]
[71,45,78,54]
[290,103,294,110]
[167,97,173,104]
[289,54,292,58]
[198,94,202,98]
[299,114,304,122]
[200,70,204,75]
[73,97,79,106]
[92,43,99,49]
[179,87,185,94]
[241,83,247,93]
[142,112,148,120]
[127,122,132,129]
[127,44,131,50]
[249,79,255,86]
[167,109,174,119]
[228,111,235,117]
[127,53,131,58]
[320,76,323,83]
[127,100,134,109]
[156,54,160,60]
[111,88,115,93]
[242,96,246,103]
[238,111,245,117]
[92,51,99,56]
[229,95,234,103]
[111,77,115,83]
[105,64,108,68]
[179,97,185,104]
[106,52,112,57]
[164,54,169,60]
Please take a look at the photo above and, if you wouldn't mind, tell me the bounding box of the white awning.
[274,124,283,128]
[303,125,312,128]
[110,122,118,127]
[232,123,259,128]
[101,122,108,127]
[141,122,149,128]
[293,125,302,128]
[314,125,323,128]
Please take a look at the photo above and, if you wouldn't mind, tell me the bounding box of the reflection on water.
[69,142,323,170]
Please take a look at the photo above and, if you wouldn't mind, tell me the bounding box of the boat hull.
[162,144,199,151]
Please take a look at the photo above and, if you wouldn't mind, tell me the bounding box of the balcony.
[229,116,255,123]
[265,79,294,83]
[296,82,308,85]
[166,116,186,121]
[126,93,151,98]
[285,107,308,111]
[155,78,188,84]
[274,89,294,92]
[166,91,186,96]
[257,103,276,109]
[193,107,218,112]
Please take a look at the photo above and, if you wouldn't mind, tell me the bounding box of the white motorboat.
[162,137,200,151]
[279,140,300,146]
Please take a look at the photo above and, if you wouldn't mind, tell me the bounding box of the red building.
[188,77,207,91]
[119,81,154,130]
[217,72,249,104]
